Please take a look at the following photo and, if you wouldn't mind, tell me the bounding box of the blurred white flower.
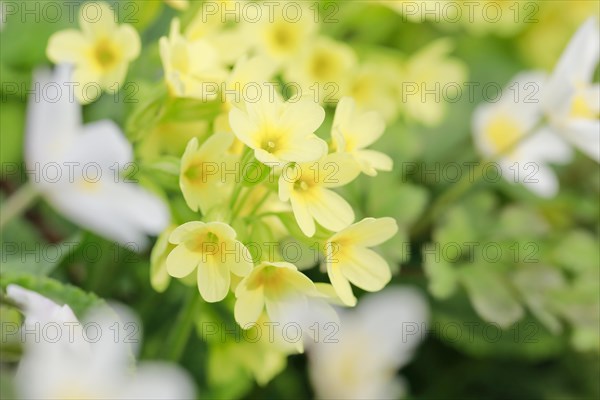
[25,65,169,248]
[307,286,429,400]
[6,284,80,327]
[472,72,573,198]
[542,17,600,162]
[7,285,196,400]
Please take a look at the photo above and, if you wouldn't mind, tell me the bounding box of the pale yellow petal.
[341,247,391,292]
[318,152,361,188]
[79,2,117,39]
[166,244,198,278]
[225,241,253,277]
[290,192,316,237]
[115,24,141,60]
[169,221,206,244]
[196,132,235,160]
[229,107,258,147]
[72,67,103,104]
[197,256,230,302]
[277,134,328,164]
[326,247,356,306]
[206,222,237,241]
[278,172,294,202]
[332,97,355,132]
[234,289,265,328]
[350,110,386,149]
[281,100,326,136]
[354,150,393,176]
[308,188,354,232]
[100,63,128,90]
[280,268,317,295]
[46,30,88,64]
[331,217,398,247]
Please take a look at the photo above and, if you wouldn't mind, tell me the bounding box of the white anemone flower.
[542,17,600,162]
[7,285,196,400]
[25,65,169,248]
[472,72,573,198]
[307,286,429,400]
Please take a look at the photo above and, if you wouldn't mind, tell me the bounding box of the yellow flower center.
[259,131,284,154]
[273,26,292,48]
[93,38,119,70]
[192,231,220,253]
[351,76,373,103]
[55,385,94,400]
[184,162,208,185]
[570,93,598,119]
[485,115,523,156]
[78,179,102,192]
[310,52,337,81]
[294,178,314,192]
[266,23,300,55]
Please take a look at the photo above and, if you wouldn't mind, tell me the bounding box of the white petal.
[357,286,429,367]
[25,66,81,167]
[66,120,133,170]
[544,17,600,112]
[45,181,169,249]
[522,164,560,198]
[120,362,196,400]
[564,119,600,162]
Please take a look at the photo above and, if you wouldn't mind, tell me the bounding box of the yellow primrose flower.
[252,2,318,65]
[284,36,357,104]
[348,60,401,122]
[159,19,227,100]
[185,2,252,65]
[225,55,278,109]
[324,217,398,306]
[331,97,393,176]
[229,96,328,165]
[167,221,253,302]
[279,153,360,237]
[400,39,467,126]
[46,2,140,104]
[180,133,236,214]
[234,261,319,328]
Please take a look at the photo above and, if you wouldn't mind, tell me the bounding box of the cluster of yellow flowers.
[152,2,402,336]
[40,0,417,378]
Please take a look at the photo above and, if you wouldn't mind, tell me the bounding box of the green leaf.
[423,251,458,299]
[0,274,104,318]
[459,264,524,329]
[551,230,599,273]
[1,233,83,277]
[432,293,566,360]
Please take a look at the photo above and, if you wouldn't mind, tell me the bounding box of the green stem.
[231,186,254,221]
[165,289,201,362]
[0,182,39,231]
[246,190,272,217]
[228,183,244,211]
